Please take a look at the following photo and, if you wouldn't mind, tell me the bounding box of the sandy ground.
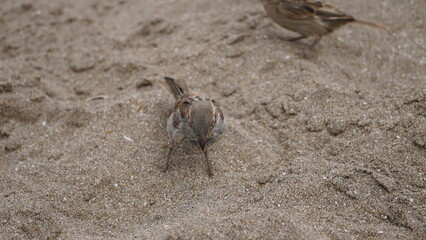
[0,0,425,239]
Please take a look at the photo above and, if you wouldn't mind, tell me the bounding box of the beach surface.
[1,0,425,239]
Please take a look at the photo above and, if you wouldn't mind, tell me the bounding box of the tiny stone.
[253,196,264,202]
[283,102,298,115]
[21,3,33,11]
[292,90,306,101]
[413,138,425,148]
[327,119,346,136]
[0,82,13,93]
[5,142,21,152]
[70,55,96,73]
[74,86,90,96]
[356,118,371,127]
[226,34,246,45]
[136,79,153,89]
[0,131,9,139]
[225,48,244,58]
[345,190,359,199]
[265,102,283,118]
[257,174,273,184]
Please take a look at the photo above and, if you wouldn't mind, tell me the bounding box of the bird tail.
[353,20,388,31]
[163,77,190,99]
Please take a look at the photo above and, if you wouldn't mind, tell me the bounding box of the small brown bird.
[163,77,226,177]
[260,0,388,56]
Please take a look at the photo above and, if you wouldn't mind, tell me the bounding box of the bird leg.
[307,36,321,50]
[299,36,321,58]
[163,141,175,173]
[202,149,213,177]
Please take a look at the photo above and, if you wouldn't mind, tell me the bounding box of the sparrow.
[163,77,226,177]
[260,0,388,56]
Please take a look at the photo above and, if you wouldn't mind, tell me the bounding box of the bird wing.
[278,0,321,19]
[279,0,354,21]
[211,100,224,123]
[172,97,192,129]
[314,3,354,21]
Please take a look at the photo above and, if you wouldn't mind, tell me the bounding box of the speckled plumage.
[163,77,226,176]
[260,0,387,56]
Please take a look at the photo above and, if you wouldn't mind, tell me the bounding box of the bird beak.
[198,137,207,151]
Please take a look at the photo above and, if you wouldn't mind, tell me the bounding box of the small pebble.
[136,79,153,89]
[0,82,13,93]
[257,174,273,185]
[327,119,346,136]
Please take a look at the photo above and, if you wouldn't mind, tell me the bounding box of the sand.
[0,0,425,239]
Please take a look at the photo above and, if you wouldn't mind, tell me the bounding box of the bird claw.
[298,50,317,58]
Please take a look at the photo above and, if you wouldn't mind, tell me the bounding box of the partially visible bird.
[163,77,226,177]
[260,0,388,57]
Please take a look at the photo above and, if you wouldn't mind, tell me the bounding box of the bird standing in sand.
[163,77,226,177]
[260,0,387,57]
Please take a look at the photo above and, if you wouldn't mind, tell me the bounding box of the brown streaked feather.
[281,0,354,22]
[172,98,190,128]
[163,77,190,99]
[172,110,180,129]
[211,100,224,121]
[280,1,316,19]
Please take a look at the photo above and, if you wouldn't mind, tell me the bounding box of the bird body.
[260,0,387,55]
[261,0,356,36]
[163,77,226,176]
